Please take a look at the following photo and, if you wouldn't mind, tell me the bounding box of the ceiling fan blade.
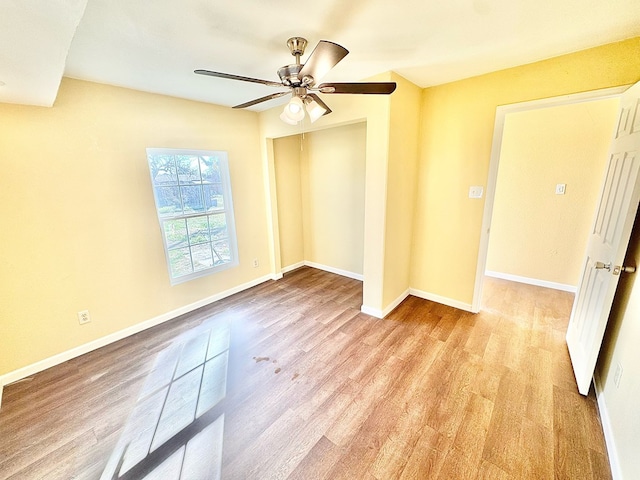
[233,91,290,109]
[318,82,397,94]
[298,41,349,86]
[307,93,332,116]
[194,69,283,87]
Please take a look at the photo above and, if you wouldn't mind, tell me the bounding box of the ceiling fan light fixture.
[196,38,397,123]
[305,98,326,123]
[279,109,298,125]
[282,95,305,123]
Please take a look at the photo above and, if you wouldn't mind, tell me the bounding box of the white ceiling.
[2,0,640,110]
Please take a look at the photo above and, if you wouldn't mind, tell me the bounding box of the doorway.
[473,87,627,312]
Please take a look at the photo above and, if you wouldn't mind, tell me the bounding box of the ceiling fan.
[195,37,397,124]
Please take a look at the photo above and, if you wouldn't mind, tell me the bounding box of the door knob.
[595,261,611,271]
[613,265,636,275]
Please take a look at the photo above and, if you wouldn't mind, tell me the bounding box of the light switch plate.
[555,183,566,195]
[469,186,484,199]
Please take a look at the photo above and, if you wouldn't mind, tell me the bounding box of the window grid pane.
[187,216,211,245]
[168,248,194,277]
[164,219,188,249]
[165,212,233,275]
[204,184,225,211]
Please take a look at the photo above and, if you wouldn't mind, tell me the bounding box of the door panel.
[566,81,640,395]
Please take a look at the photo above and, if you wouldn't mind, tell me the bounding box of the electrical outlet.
[614,362,623,388]
[252,258,259,268]
[77,310,91,325]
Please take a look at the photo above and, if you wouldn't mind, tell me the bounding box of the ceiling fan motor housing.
[277,64,304,86]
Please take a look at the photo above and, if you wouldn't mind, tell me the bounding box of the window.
[146,148,238,284]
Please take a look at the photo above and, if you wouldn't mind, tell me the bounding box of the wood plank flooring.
[0,267,611,479]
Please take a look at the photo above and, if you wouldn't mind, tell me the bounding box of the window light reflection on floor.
[100,320,231,480]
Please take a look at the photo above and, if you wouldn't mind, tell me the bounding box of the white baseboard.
[0,273,275,407]
[594,373,622,480]
[363,288,466,319]
[281,260,363,281]
[281,261,305,274]
[485,270,577,293]
[303,261,363,281]
[409,288,474,313]
[360,305,383,318]
[381,289,410,318]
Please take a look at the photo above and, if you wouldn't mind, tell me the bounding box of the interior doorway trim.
[471,85,629,313]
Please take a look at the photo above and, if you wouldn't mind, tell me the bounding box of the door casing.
[472,86,628,314]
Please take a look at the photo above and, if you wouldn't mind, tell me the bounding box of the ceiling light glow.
[279,110,298,125]
[280,94,328,125]
[305,99,326,123]
[282,96,305,123]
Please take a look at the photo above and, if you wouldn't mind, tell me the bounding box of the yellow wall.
[486,98,619,286]
[273,124,366,275]
[303,124,366,274]
[273,135,305,269]
[0,78,270,376]
[382,73,422,306]
[412,37,640,305]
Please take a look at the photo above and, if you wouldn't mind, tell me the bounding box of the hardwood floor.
[0,267,611,479]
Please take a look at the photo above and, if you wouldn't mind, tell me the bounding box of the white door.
[567,81,640,395]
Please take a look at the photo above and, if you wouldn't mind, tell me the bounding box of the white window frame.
[146,148,239,285]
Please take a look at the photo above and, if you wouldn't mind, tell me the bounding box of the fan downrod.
[278,37,309,86]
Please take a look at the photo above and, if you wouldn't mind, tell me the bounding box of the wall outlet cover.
[77,310,91,325]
